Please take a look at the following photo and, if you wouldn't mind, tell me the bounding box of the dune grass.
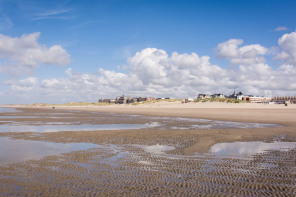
[195,98,249,103]
[58,102,113,106]
[132,99,182,105]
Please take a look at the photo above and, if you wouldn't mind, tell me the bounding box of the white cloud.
[275,26,288,31]
[41,78,61,88]
[216,39,268,65]
[275,32,296,65]
[216,39,242,58]
[0,32,70,75]
[40,45,71,65]
[36,9,71,18]
[128,48,169,85]
[3,32,296,104]
[98,68,129,87]
[34,8,74,20]
[127,48,226,90]
[5,77,38,92]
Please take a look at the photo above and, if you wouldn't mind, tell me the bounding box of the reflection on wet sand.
[210,141,296,155]
[0,123,160,133]
[0,137,97,165]
[0,108,20,113]
[0,107,295,196]
[0,108,280,133]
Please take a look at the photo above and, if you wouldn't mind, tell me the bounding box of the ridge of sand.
[1,101,296,125]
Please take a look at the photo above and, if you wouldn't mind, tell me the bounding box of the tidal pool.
[0,116,40,119]
[210,141,296,155]
[0,137,98,165]
[0,122,160,133]
[150,116,280,129]
[0,108,20,113]
[139,144,176,155]
[0,108,280,133]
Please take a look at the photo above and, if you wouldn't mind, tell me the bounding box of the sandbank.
[0,102,296,196]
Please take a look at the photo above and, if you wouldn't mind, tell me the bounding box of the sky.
[0,0,296,104]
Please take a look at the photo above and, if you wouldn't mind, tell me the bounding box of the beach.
[0,101,295,196]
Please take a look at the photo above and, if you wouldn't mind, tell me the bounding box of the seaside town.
[1,1,296,196]
[98,91,296,105]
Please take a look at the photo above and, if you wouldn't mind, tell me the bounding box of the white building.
[248,97,271,103]
[197,94,212,99]
[212,94,225,98]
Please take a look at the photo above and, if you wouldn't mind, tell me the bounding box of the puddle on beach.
[137,141,296,156]
[131,140,296,173]
[160,117,280,130]
[210,141,296,156]
[138,144,176,155]
[0,108,20,113]
[0,116,41,119]
[0,137,97,165]
[0,122,160,133]
[0,107,280,133]
[1,108,295,196]
[134,141,296,160]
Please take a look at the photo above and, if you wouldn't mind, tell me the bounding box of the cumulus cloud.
[216,39,268,65]
[214,36,296,96]
[275,32,296,65]
[128,48,225,89]
[3,32,296,104]
[5,77,38,92]
[0,32,70,75]
[128,48,169,85]
[41,78,61,88]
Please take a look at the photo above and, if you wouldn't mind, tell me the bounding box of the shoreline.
[1,101,295,123]
[1,102,296,196]
[1,101,296,136]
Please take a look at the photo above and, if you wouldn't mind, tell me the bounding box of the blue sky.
[0,0,296,104]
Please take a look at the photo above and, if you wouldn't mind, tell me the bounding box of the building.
[146,97,156,101]
[98,99,115,103]
[244,96,271,103]
[228,91,255,100]
[197,94,212,99]
[115,95,135,104]
[272,96,296,104]
[212,94,225,98]
[137,97,147,102]
[183,98,194,103]
[156,97,170,100]
[236,92,245,100]
[228,91,245,99]
[137,97,156,102]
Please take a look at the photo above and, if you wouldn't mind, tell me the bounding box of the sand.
[0,101,295,196]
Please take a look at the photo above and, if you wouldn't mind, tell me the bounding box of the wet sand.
[0,102,296,196]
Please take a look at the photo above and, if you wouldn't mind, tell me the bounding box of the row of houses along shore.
[198,91,296,104]
[98,95,157,104]
[98,91,296,104]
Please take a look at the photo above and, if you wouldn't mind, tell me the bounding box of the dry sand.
[0,102,295,196]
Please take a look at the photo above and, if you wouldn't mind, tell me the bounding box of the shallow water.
[139,144,176,155]
[168,119,279,130]
[210,141,296,155]
[0,108,20,113]
[135,141,296,161]
[0,108,295,196]
[0,122,159,133]
[0,137,97,165]
[0,108,280,133]
[0,116,40,119]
